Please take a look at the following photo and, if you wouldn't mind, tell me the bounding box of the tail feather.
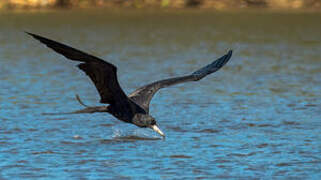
[42,95,109,115]
[42,106,109,115]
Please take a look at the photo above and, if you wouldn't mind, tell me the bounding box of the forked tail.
[42,95,109,115]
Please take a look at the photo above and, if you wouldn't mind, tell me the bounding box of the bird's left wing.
[129,50,232,112]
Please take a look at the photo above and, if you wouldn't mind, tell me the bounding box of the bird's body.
[27,32,232,137]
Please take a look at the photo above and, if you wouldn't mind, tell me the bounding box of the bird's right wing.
[27,32,146,119]
[129,50,232,112]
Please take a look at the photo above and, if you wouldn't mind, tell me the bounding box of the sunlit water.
[0,10,320,179]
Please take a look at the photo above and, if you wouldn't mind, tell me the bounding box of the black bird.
[27,32,232,137]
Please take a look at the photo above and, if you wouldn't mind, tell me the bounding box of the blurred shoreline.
[0,0,320,12]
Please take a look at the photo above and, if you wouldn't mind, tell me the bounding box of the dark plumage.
[27,32,233,137]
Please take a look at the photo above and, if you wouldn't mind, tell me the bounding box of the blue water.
[0,10,321,179]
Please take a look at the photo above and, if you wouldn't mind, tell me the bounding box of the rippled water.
[0,10,320,179]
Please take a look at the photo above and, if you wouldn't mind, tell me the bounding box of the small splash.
[111,128,123,138]
[110,128,161,141]
[73,135,82,140]
[133,128,160,139]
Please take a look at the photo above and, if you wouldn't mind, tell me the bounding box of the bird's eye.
[151,119,156,125]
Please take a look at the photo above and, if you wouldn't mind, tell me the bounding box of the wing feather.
[129,50,233,112]
[27,32,145,118]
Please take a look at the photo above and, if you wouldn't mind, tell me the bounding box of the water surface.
[0,10,320,179]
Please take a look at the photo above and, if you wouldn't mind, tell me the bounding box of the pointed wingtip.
[25,31,38,39]
[24,31,33,36]
[225,49,233,60]
[227,49,233,55]
[25,31,42,40]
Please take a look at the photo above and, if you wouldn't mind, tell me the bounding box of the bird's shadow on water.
[60,133,162,147]
[105,135,161,142]
[100,136,162,144]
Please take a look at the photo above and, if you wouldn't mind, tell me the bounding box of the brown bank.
[1,0,320,10]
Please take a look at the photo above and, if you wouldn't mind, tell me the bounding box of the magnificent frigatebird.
[27,32,232,137]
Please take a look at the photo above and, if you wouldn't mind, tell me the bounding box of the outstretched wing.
[27,32,145,119]
[129,50,232,112]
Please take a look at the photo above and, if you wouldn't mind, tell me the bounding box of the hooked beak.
[150,125,165,137]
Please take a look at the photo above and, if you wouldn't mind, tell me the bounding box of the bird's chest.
[108,106,134,123]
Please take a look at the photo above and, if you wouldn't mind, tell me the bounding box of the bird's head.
[132,113,165,137]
